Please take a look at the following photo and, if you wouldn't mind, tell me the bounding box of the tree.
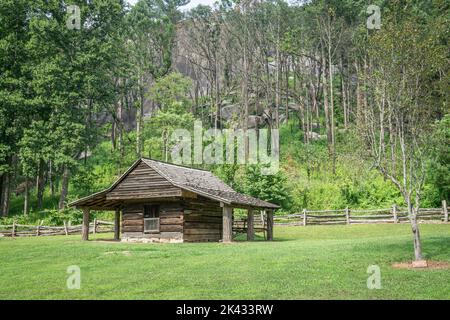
[145,72,194,161]
[361,4,447,261]
[127,0,188,156]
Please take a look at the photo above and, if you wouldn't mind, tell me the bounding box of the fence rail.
[0,219,114,237]
[274,200,449,227]
[1,201,448,237]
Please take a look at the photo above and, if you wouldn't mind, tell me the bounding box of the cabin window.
[144,205,160,233]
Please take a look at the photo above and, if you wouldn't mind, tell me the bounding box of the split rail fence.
[0,219,114,237]
[273,200,449,226]
[1,200,448,238]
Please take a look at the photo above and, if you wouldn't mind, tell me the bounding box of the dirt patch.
[392,261,450,270]
[103,250,132,256]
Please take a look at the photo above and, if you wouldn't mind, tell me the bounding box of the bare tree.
[361,18,447,262]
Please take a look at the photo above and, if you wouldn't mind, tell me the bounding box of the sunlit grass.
[0,224,449,299]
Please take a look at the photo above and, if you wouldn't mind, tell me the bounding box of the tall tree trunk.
[111,118,116,150]
[118,97,124,159]
[322,51,333,174]
[242,43,250,160]
[48,160,55,197]
[340,57,348,129]
[328,41,336,174]
[285,57,290,122]
[36,159,45,210]
[275,39,281,128]
[24,178,29,215]
[58,165,70,210]
[1,172,10,217]
[136,86,144,157]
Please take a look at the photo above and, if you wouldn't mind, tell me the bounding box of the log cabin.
[69,158,279,243]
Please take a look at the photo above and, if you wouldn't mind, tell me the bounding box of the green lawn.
[0,224,449,299]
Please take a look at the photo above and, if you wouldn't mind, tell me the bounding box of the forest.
[0,0,448,227]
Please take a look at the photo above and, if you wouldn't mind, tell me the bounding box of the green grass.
[0,224,449,299]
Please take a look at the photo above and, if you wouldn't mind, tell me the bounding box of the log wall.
[107,162,182,200]
[121,202,184,243]
[121,196,224,243]
[182,196,223,242]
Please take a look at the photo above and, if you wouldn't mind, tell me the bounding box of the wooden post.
[261,211,266,240]
[222,205,233,243]
[247,209,254,241]
[63,220,69,236]
[443,200,448,223]
[392,204,398,223]
[267,209,274,241]
[12,220,16,238]
[93,218,97,235]
[82,207,90,241]
[36,220,43,236]
[114,208,121,241]
[345,207,350,225]
[303,209,307,226]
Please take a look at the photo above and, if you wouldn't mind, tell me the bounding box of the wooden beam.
[222,205,233,243]
[82,207,90,241]
[247,209,254,241]
[266,209,274,241]
[114,208,121,241]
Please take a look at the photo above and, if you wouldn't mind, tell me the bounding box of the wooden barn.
[69,158,279,243]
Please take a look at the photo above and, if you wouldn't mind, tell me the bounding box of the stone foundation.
[121,231,183,243]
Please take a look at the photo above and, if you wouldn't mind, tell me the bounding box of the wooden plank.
[160,225,183,232]
[122,220,143,227]
[122,226,143,233]
[160,217,183,225]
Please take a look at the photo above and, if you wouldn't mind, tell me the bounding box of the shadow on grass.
[233,232,293,242]
[350,235,450,262]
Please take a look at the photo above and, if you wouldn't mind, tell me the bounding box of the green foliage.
[426,115,450,204]
[240,165,291,208]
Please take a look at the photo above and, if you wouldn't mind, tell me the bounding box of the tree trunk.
[407,199,423,261]
[322,52,334,174]
[1,172,10,217]
[24,178,29,215]
[136,86,144,156]
[340,57,348,129]
[58,165,70,210]
[48,160,55,197]
[328,41,336,174]
[36,159,45,210]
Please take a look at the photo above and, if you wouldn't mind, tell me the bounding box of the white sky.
[126,0,217,11]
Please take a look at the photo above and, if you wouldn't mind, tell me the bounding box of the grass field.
[0,224,449,300]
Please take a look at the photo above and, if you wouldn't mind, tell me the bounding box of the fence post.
[443,200,448,223]
[392,205,398,223]
[12,220,16,238]
[63,220,69,236]
[93,218,97,235]
[345,207,350,225]
[303,209,307,226]
[36,223,40,237]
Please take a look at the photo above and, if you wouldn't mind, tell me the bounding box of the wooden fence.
[274,200,449,227]
[0,219,114,237]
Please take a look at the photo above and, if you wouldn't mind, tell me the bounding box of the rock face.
[305,131,325,141]
[221,104,240,121]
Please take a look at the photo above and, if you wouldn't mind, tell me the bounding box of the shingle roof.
[69,158,279,209]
